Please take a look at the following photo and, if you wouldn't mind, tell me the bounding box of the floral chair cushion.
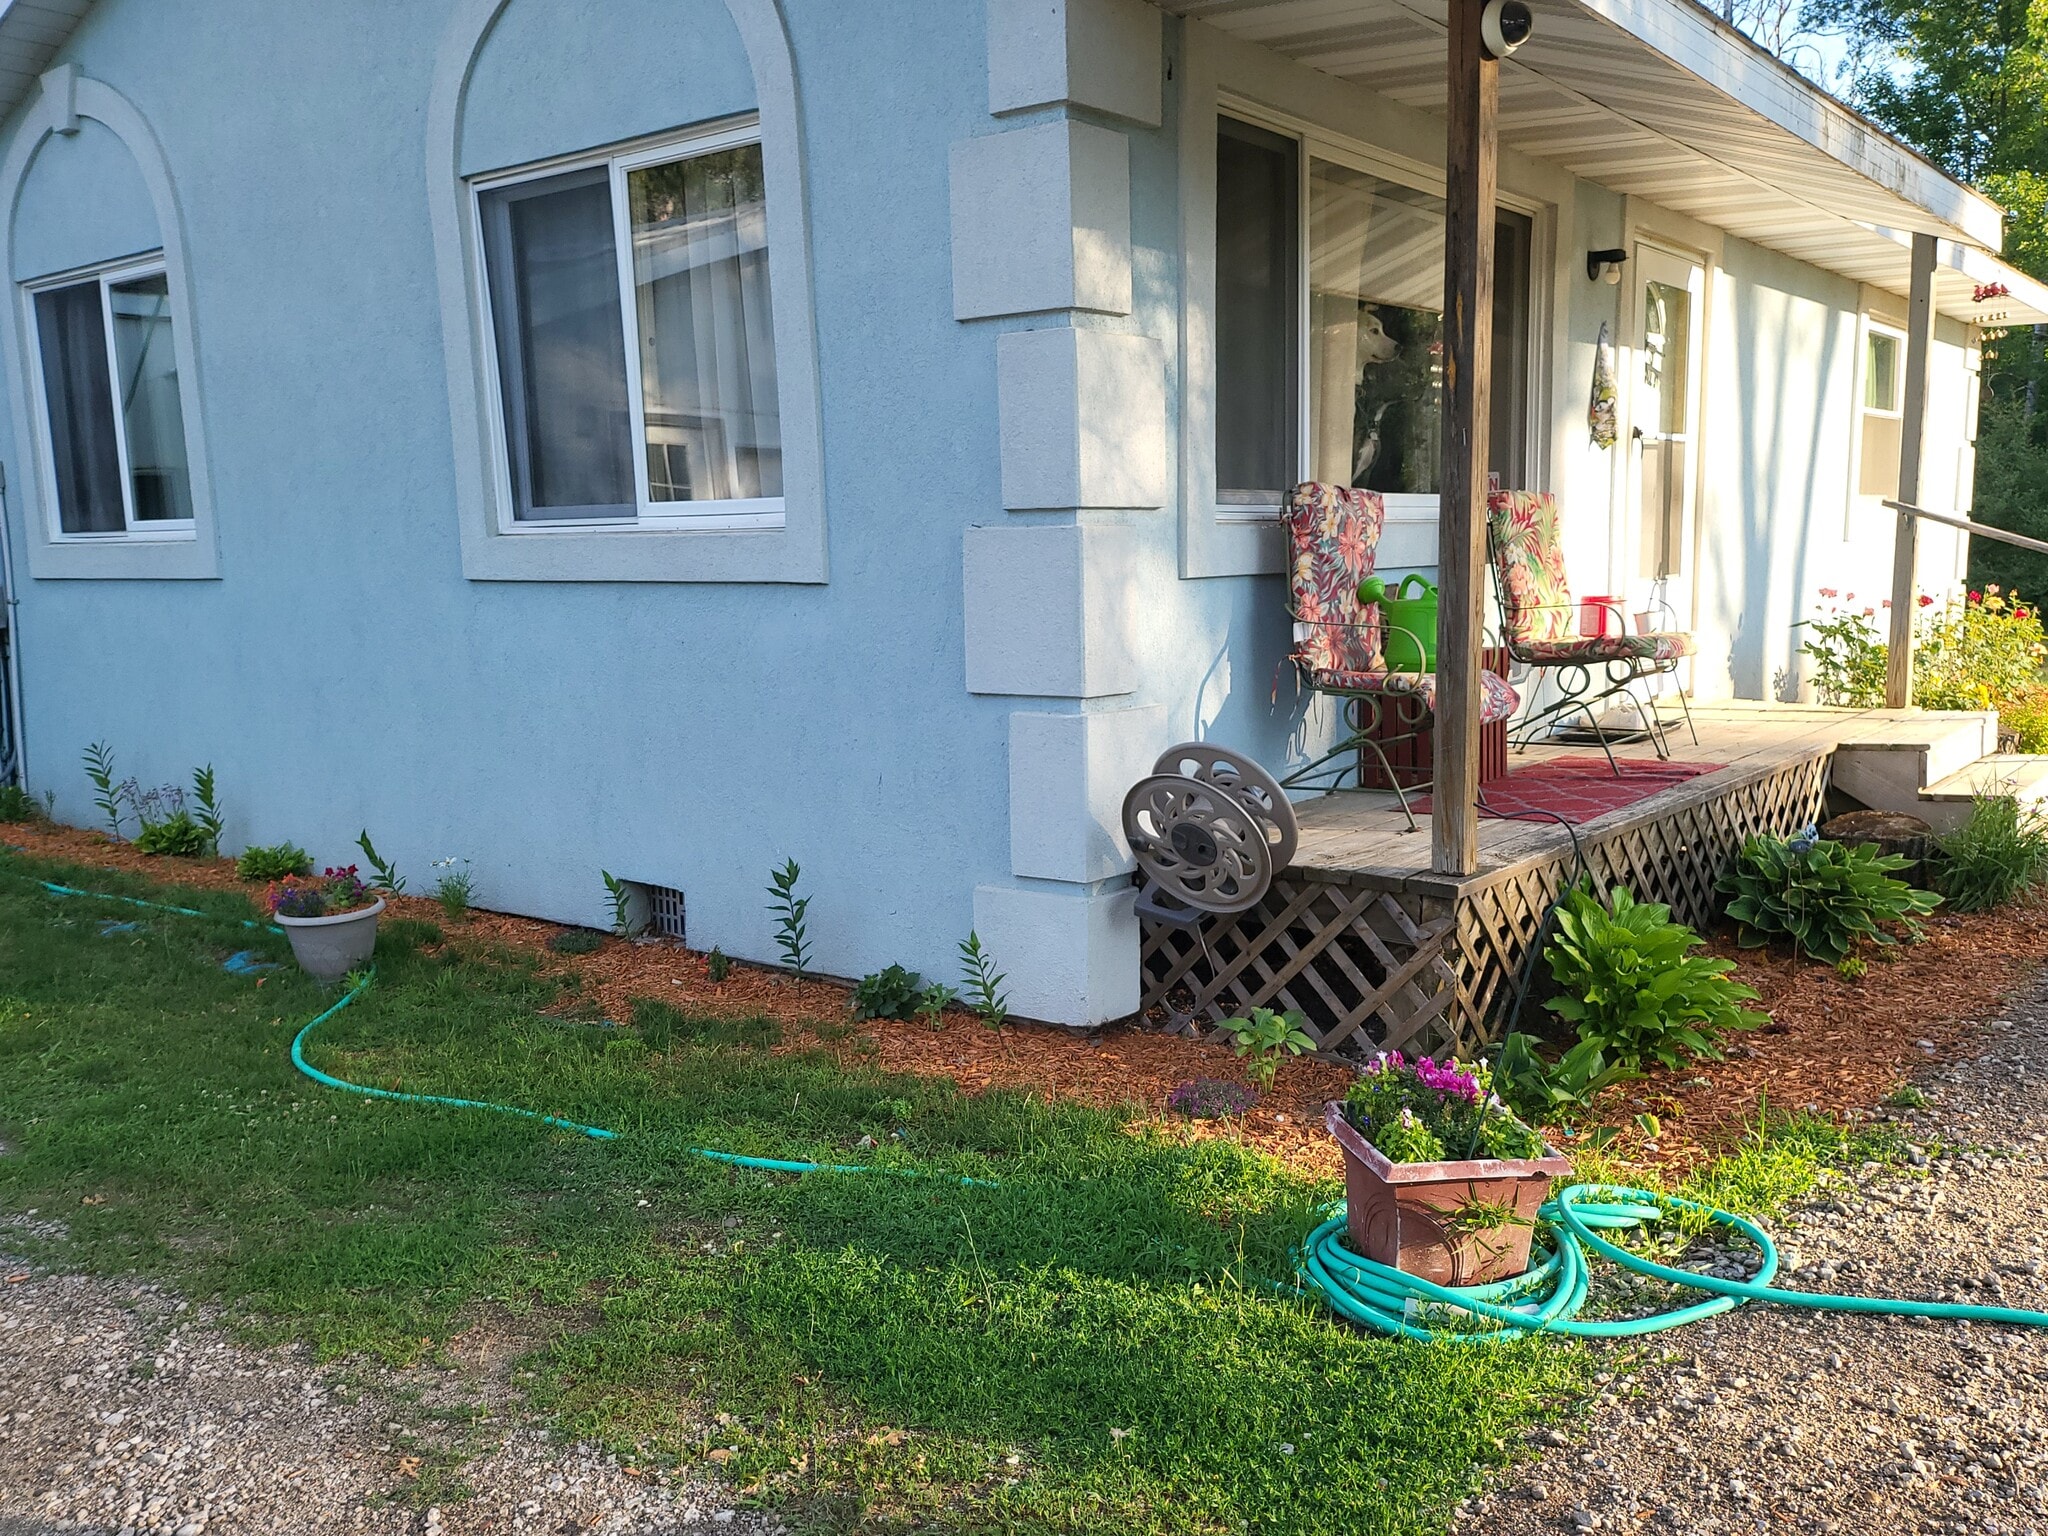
[1516,632,1695,665]
[1284,482,1385,676]
[1487,489,1576,646]
[1308,666,1521,724]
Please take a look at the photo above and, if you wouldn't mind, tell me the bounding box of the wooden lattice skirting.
[1141,750,1831,1059]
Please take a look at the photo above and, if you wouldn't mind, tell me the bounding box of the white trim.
[20,254,196,544]
[425,0,827,584]
[0,71,219,580]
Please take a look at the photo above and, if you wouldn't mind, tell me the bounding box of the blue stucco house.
[0,0,2042,1028]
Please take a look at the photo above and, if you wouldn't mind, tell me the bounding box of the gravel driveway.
[1460,998,2048,1534]
[0,1263,776,1536]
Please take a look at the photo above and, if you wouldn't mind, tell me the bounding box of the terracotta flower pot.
[1325,1101,1572,1287]
[275,898,385,980]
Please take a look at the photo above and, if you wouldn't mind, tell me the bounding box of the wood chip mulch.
[7,816,2044,1180]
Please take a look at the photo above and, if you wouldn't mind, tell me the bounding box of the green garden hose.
[25,872,2048,1339]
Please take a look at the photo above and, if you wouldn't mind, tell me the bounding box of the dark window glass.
[34,281,124,534]
[480,167,636,520]
[1215,118,1298,504]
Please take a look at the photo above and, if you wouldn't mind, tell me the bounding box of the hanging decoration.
[1589,321,1619,448]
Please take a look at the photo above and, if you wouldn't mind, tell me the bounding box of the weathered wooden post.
[1432,0,1498,877]
[1884,230,1938,708]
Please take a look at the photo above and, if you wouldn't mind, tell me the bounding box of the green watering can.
[1356,573,1440,672]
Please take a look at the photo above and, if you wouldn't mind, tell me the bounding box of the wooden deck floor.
[1288,700,1996,894]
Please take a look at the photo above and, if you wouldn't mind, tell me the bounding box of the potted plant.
[1326,1051,1570,1287]
[267,865,384,979]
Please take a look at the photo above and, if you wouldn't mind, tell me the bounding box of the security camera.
[1482,0,1534,57]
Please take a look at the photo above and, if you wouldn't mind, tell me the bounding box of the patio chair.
[1280,482,1520,828]
[1486,488,1697,766]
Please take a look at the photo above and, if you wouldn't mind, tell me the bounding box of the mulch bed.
[7,816,2044,1180]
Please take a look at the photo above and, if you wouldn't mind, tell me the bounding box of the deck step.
[1826,711,2002,831]
[1921,754,2048,805]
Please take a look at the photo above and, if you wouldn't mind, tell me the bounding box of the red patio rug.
[1415,757,1724,825]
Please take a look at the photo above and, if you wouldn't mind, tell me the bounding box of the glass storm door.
[1630,245,1705,633]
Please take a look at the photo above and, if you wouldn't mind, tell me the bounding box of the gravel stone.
[0,1267,776,1533]
[1459,980,2048,1532]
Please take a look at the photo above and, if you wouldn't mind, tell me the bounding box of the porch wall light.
[1588,248,1628,284]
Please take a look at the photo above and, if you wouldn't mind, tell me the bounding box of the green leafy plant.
[1545,882,1767,1069]
[601,870,645,939]
[190,765,224,858]
[707,946,731,983]
[851,963,923,1022]
[1219,1007,1315,1091]
[0,783,41,822]
[1492,1029,1637,1119]
[1935,792,2048,912]
[914,981,958,1031]
[1836,954,1868,980]
[766,859,811,983]
[236,842,313,881]
[547,929,604,956]
[1883,1083,1930,1110]
[1796,601,1888,707]
[957,931,1008,1030]
[83,741,125,837]
[1720,827,1941,963]
[134,810,209,857]
[355,830,406,894]
[432,858,476,922]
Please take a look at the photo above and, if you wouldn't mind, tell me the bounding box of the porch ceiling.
[1162,0,2048,325]
[0,1,93,122]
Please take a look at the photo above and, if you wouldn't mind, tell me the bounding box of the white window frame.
[1211,97,1544,532]
[22,252,195,545]
[468,116,785,536]
[1863,319,1906,420]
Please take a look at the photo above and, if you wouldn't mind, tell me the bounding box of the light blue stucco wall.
[1,0,1018,986]
[13,118,158,279]
[0,0,1983,1001]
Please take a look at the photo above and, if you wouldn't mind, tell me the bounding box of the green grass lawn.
[0,849,1600,1535]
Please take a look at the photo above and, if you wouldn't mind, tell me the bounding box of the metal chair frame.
[1280,612,1445,832]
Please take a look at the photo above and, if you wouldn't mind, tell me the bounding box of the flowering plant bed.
[1329,1052,1568,1285]
[266,866,383,978]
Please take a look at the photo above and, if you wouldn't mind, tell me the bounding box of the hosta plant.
[1545,882,1766,1069]
[1720,827,1939,963]
[1340,1052,1544,1164]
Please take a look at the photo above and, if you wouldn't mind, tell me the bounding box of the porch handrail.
[1882,498,2048,559]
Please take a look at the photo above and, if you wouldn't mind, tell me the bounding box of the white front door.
[1629,244,1706,636]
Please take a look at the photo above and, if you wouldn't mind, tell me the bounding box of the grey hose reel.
[1122,743,1299,923]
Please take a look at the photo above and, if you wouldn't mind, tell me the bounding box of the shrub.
[237,842,313,881]
[707,946,731,982]
[1936,793,2048,912]
[1219,1006,1315,1090]
[1720,827,1940,964]
[1999,683,2048,753]
[851,963,923,1021]
[1544,883,1766,1069]
[0,783,42,822]
[134,809,209,857]
[1916,585,2048,711]
[1167,1077,1258,1119]
[1798,586,2048,715]
[914,981,957,1030]
[1340,1052,1544,1164]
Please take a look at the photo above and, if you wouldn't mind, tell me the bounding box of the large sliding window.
[1215,115,1533,515]
[26,257,194,540]
[475,121,784,530]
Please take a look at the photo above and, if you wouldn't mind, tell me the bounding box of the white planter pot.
[275,898,385,979]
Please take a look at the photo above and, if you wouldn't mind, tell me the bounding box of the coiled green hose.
[31,874,2048,1338]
